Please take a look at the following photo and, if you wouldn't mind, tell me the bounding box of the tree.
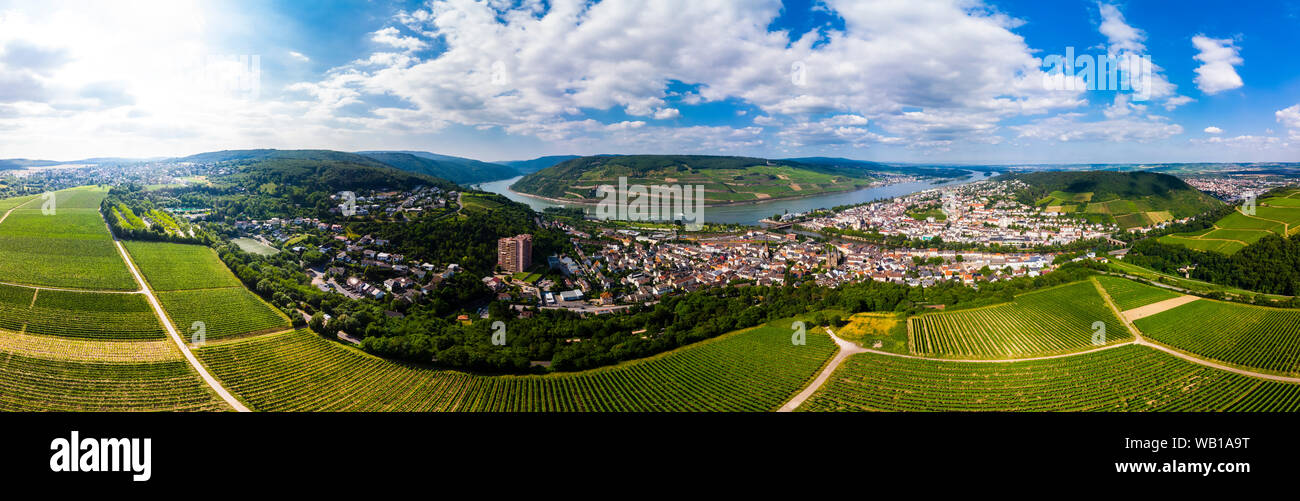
[309,312,326,332]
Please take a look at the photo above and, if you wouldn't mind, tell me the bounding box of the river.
[474,170,997,226]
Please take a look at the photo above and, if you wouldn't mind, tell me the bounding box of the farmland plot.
[1096,275,1180,311]
[908,281,1129,359]
[1135,299,1300,375]
[0,353,229,411]
[0,208,135,290]
[199,321,836,412]
[123,241,243,291]
[800,345,1300,412]
[157,287,290,341]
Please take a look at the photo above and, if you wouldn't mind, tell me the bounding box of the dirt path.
[1122,295,1199,322]
[1135,338,1300,383]
[113,238,250,412]
[860,340,1135,363]
[1092,277,1142,342]
[777,327,866,412]
[0,195,38,225]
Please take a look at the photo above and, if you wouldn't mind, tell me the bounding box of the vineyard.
[0,284,165,340]
[0,194,37,214]
[908,281,1129,359]
[123,241,243,291]
[198,321,836,411]
[157,287,291,341]
[0,207,136,290]
[47,186,111,209]
[1134,299,1300,375]
[800,345,1300,412]
[0,352,229,411]
[0,330,179,363]
[1095,275,1181,311]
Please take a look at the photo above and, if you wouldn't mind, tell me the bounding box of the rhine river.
[475,170,997,226]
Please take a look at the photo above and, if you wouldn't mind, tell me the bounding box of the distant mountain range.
[0,159,63,170]
[494,155,583,174]
[355,150,518,185]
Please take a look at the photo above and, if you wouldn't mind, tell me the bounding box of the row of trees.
[1126,234,1300,297]
[359,261,1106,373]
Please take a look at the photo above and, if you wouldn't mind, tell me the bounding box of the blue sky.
[0,0,1298,164]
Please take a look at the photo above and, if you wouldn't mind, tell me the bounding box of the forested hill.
[998,170,1223,225]
[181,149,460,193]
[510,154,883,203]
[497,155,582,174]
[356,151,517,184]
[999,171,1203,200]
[783,157,973,179]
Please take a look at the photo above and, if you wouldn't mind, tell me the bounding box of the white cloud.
[1196,135,1280,147]
[652,107,680,120]
[1097,3,1145,54]
[370,27,427,52]
[1095,3,1183,106]
[1192,35,1244,94]
[273,0,1094,152]
[1276,104,1300,129]
[288,50,310,62]
[1203,126,1222,134]
[1012,112,1182,143]
[1163,95,1193,110]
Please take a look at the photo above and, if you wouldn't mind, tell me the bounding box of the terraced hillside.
[1135,299,1300,375]
[907,281,1129,359]
[1158,188,1300,254]
[198,320,837,412]
[1004,171,1221,229]
[124,242,291,341]
[800,345,1300,412]
[0,187,136,290]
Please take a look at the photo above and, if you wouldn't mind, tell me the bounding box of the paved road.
[113,238,250,412]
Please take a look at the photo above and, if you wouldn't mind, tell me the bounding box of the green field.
[1095,275,1181,311]
[124,241,243,291]
[0,353,228,411]
[1159,189,1300,254]
[1135,299,1300,375]
[0,194,38,213]
[0,187,135,291]
[800,344,1300,411]
[198,320,837,411]
[905,208,947,221]
[1156,234,1246,254]
[1107,261,1292,302]
[157,287,290,341]
[231,237,279,256]
[907,281,1129,359]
